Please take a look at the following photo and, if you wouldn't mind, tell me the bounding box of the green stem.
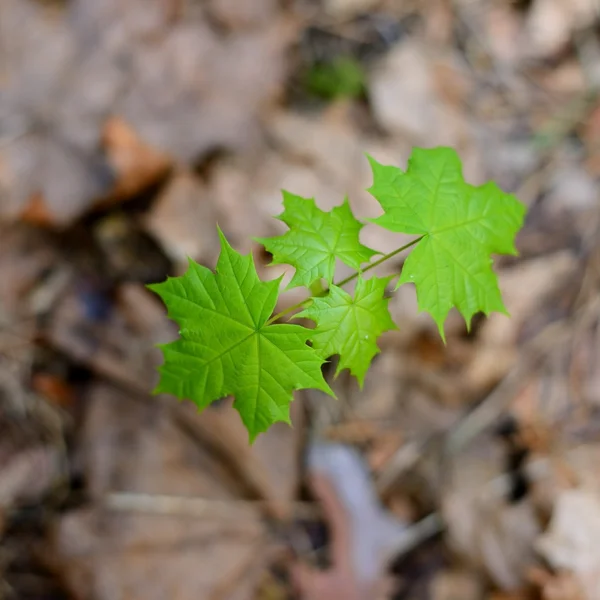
[266,236,423,325]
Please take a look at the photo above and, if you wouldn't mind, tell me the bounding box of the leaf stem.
[266,236,423,325]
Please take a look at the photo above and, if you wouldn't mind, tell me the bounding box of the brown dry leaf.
[368,42,475,150]
[31,372,76,409]
[570,317,600,410]
[483,1,524,67]
[98,116,171,207]
[248,109,407,258]
[444,438,542,591]
[0,224,61,318]
[533,60,588,97]
[51,382,269,600]
[369,42,438,142]
[323,0,380,19]
[541,575,585,600]
[526,0,600,59]
[528,444,600,521]
[464,251,578,393]
[489,592,533,600]
[582,103,600,176]
[19,193,56,227]
[0,445,62,509]
[0,0,118,225]
[393,329,479,410]
[431,54,473,109]
[45,284,161,395]
[251,414,304,515]
[478,252,578,347]
[268,106,367,193]
[0,0,293,225]
[143,171,220,269]
[115,15,293,163]
[536,490,600,600]
[205,155,316,254]
[430,569,484,600]
[424,0,455,45]
[207,0,279,30]
[76,385,250,504]
[0,371,65,511]
[188,398,304,520]
[117,283,174,344]
[544,163,599,216]
[448,494,541,591]
[565,445,600,496]
[325,420,379,445]
[368,431,405,473]
[53,508,267,600]
[529,567,586,600]
[343,350,401,423]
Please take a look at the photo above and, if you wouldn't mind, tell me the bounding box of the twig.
[0,124,30,148]
[386,512,444,559]
[266,237,422,325]
[444,319,572,456]
[375,439,428,497]
[104,491,320,520]
[208,537,269,600]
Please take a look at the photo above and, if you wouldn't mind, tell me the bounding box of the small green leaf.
[303,56,366,100]
[256,192,377,289]
[297,276,397,387]
[149,228,334,442]
[368,147,526,338]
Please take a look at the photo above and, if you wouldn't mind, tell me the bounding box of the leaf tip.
[185,255,200,270]
[431,314,448,344]
[438,325,447,345]
[355,371,367,390]
[152,374,172,397]
[320,369,337,399]
[364,152,378,168]
[146,281,161,294]
[498,305,511,318]
[216,225,229,248]
[252,236,274,260]
[365,153,382,185]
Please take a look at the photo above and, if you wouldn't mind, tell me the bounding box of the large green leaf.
[149,229,333,441]
[368,147,526,338]
[256,192,377,289]
[297,276,397,386]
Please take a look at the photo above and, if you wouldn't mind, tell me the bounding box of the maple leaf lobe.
[256,192,377,289]
[367,147,526,338]
[297,275,397,386]
[149,227,333,442]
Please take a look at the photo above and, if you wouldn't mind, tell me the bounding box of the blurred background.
[1,0,600,598]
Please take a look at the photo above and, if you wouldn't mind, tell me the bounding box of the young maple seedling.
[149,147,526,442]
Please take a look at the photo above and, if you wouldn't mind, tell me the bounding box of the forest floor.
[1,0,600,598]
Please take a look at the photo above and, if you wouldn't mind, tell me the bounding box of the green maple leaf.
[368,147,526,338]
[297,276,397,386]
[256,192,377,289]
[148,229,334,442]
